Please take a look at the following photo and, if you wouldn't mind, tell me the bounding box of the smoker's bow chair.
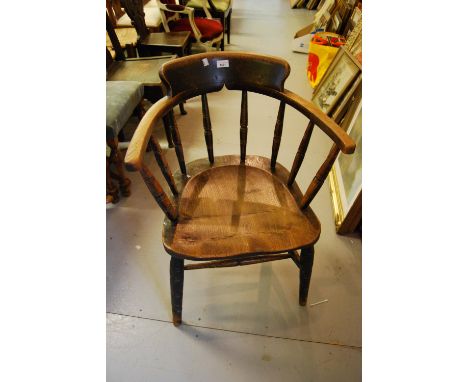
[124,52,356,326]
[155,0,224,51]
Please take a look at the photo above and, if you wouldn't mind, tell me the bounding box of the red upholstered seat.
[169,17,223,42]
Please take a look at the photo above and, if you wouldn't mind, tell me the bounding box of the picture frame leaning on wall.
[311,46,361,116]
[329,82,362,234]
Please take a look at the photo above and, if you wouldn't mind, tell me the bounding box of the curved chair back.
[125,52,355,221]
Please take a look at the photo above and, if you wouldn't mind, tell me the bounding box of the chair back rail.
[270,100,286,170]
[148,135,179,195]
[124,52,356,221]
[240,90,248,162]
[140,163,178,220]
[201,94,214,163]
[287,121,315,186]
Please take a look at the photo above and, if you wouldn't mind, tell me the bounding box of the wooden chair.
[184,0,232,50]
[124,52,356,326]
[106,12,185,146]
[155,0,224,51]
[106,80,144,203]
[106,0,162,32]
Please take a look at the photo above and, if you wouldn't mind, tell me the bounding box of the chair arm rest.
[281,89,355,154]
[125,95,182,171]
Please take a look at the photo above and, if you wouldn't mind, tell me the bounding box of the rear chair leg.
[107,137,131,197]
[170,257,184,326]
[299,246,315,306]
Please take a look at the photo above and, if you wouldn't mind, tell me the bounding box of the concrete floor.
[107,0,362,380]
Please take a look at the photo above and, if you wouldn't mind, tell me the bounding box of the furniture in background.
[184,0,233,50]
[124,52,356,326]
[106,81,144,203]
[107,12,180,146]
[155,0,224,51]
[138,31,192,58]
[107,0,162,32]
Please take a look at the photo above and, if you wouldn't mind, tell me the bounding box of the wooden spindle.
[201,94,214,163]
[139,163,178,221]
[300,144,340,209]
[287,121,315,186]
[240,90,248,162]
[168,109,187,175]
[148,135,178,195]
[271,101,286,170]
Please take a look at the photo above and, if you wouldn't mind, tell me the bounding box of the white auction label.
[216,60,229,68]
[202,58,209,66]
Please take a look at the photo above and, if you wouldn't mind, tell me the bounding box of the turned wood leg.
[162,114,174,148]
[106,157,119,204]
[107,137,131,197]
[170,257,184,326]
[179,103,187,115]
[299,246,315,306]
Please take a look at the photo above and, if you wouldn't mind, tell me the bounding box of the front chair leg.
[299,245,315,306]
[170,257,184,326]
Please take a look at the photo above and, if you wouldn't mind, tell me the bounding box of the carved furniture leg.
[106,157,119,204]
[107,137,131,197]
[299,245,315,306]
[170,257,184,326]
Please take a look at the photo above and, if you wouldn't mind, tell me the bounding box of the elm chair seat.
[164,157,321,260]
[169,17,223,42]
[106,81,144,140]
[186,0,231,12]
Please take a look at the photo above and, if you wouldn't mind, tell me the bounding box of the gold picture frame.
[311,47,362,116]
[329,87,362,234]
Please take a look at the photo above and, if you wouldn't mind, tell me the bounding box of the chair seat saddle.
[163,156,321,260]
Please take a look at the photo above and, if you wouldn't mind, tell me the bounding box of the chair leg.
[179,102,187,115]
[107,137,131,197]
[299,245,315,306]
[106,157,119,204]
[170,256,184,326]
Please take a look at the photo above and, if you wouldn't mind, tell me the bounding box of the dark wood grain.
[163,155,321,261]
[287,121,315,186]
[139,163,178,221]
[201,94,214,163]
[271,101,285,170]
[240,90,248,162]
[148,135,178,195]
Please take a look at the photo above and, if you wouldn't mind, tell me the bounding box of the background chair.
[106,81,144,203]
[155,0,224,51]
[107,12,186,146]
[184,0,232,50]
[107,0,162,32]
[124,52,355,326]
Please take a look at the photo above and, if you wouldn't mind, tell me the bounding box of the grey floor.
[107,0,362,381]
